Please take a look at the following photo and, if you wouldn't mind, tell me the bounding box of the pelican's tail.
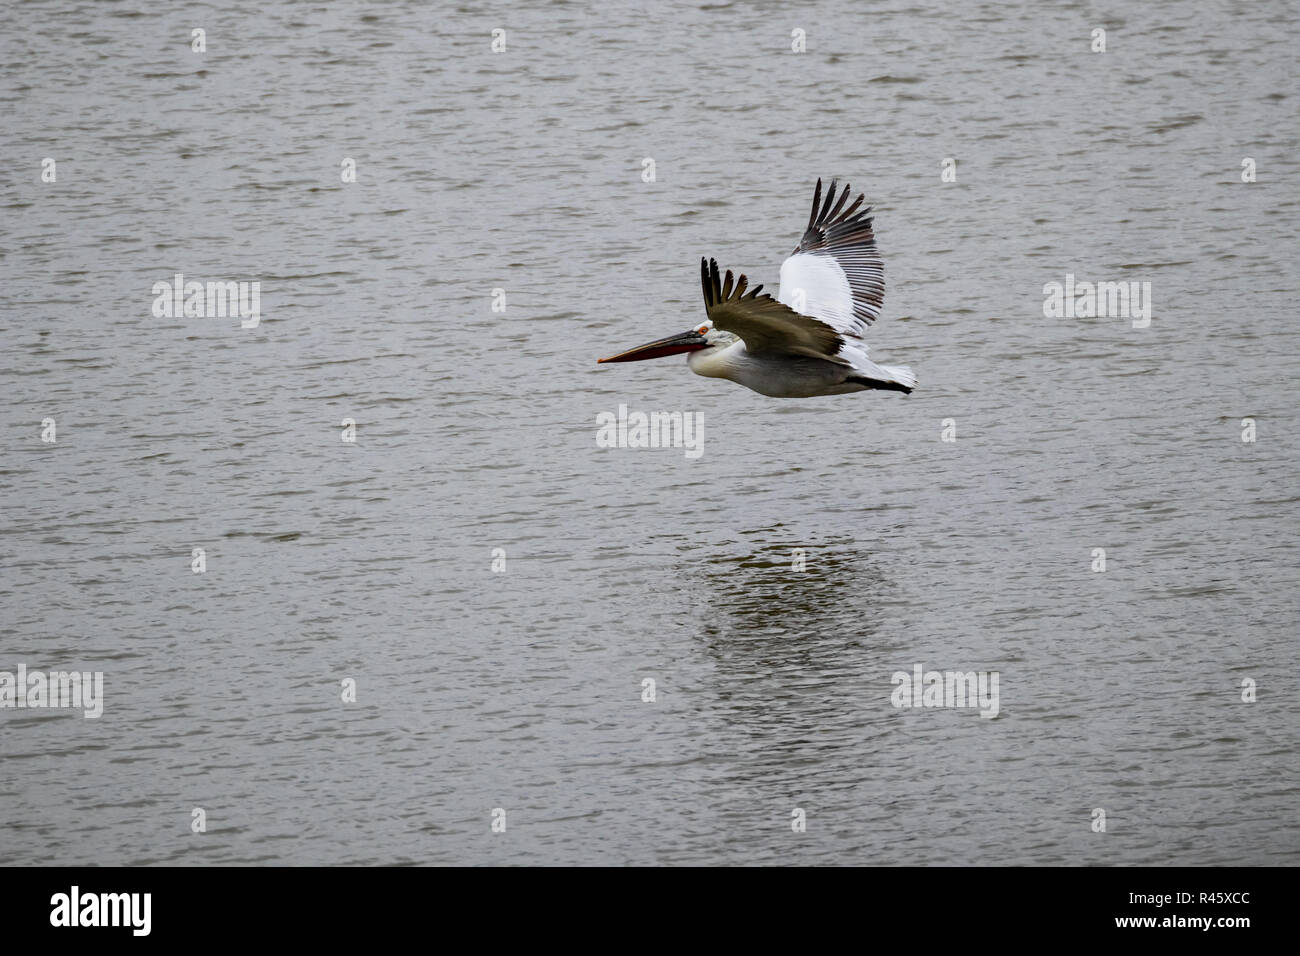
[879,364,917,391]
[845,363,916,394]
[837,342,915,394]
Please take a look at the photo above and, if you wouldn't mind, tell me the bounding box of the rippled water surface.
[2,0,1298,865]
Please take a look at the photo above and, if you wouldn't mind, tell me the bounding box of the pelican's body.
[598,179,916,398]
[687,342,881,398]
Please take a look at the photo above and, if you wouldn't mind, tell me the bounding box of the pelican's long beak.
[597,329,708,363]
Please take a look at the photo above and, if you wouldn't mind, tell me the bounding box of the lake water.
[1,0,1297,865]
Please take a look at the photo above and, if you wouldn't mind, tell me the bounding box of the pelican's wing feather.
[777,178,884,337]
[700,257,846,361]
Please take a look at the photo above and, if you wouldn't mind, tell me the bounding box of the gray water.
[2,0,1297,866]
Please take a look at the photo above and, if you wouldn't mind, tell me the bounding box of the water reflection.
[679,535,897,777]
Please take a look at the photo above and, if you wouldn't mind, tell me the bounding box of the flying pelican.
[597,179,915,398]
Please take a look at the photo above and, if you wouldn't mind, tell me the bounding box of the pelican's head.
[597,321,733,364]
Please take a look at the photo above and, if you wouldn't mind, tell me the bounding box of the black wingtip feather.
[819,178,838,224]
[807,178,823,232]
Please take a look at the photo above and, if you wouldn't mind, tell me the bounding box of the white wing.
[777,178,884,340]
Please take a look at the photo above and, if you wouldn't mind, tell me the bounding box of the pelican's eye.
[697,326,708,335]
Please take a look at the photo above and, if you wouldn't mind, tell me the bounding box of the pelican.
[597,179,915,398]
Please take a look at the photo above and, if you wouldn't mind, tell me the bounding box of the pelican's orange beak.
[597,328,708,363]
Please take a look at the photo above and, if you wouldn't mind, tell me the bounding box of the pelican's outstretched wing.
[700,258,846,362]
[777,178,884,338]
